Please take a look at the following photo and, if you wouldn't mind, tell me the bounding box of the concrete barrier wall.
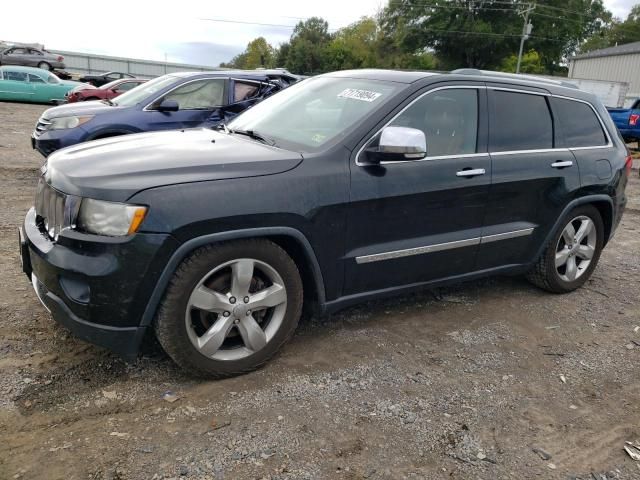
[50,50,220,78]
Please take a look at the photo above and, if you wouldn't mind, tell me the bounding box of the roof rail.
[451,68,579,89]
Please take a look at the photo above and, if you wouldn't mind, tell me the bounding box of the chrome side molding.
[355,227,535,264]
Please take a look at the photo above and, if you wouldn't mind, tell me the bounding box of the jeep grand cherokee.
[20,69,631,377]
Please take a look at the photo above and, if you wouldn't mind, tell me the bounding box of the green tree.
[243,37,275,68]
[274,42,290,68]
[219,37,274,69]
[325,17,378,70]
[285,17,332,74]
[582,4,640,52]
[499,49,545,73]
[378,0,610,73]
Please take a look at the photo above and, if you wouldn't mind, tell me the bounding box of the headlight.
[49,115,94,130]
[76,198,148,236]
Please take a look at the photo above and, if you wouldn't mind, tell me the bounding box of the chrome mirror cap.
[379,126,427,159]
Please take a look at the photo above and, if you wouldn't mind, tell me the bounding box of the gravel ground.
[1,101,640,480]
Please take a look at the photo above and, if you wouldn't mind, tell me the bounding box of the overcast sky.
[2,0,636,67]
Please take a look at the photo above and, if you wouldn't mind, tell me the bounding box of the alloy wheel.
[185,258,287,361]
[555,215,597,282]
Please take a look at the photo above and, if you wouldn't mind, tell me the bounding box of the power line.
[200,17,340,31]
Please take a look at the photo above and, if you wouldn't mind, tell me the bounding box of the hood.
[41,99,125,118]
[69,83,96,94]
[44,129,303,202]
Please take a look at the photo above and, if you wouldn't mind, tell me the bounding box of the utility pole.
[516,2,535,74]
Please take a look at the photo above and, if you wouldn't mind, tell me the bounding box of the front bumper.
[32,127,87,157]
[21,207,177,360]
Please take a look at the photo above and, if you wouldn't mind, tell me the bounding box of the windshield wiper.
[102,99,114,106]
[230,128,275,146]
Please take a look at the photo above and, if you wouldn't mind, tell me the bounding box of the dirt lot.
[1,101,640,480]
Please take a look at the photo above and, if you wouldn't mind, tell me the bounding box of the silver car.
[0,47,65,71]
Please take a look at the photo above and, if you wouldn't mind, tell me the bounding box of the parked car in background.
[0,66,82,104]
[32,70,298,156]
[608,98,640,146]
[79,71,135,87]
[20,69,631,377]
[0,47,65,70]
[66,78,147,103]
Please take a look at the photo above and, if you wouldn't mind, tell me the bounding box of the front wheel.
[527,205,604,293]
[154,239,303,378]
[37,62,51,71]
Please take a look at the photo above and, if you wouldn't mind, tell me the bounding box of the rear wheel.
[37,62,51,71]
[154,239,303,378]
[527,205,604,293]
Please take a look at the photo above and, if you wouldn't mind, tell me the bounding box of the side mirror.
[364,126,427,164]
[156,99,179,112]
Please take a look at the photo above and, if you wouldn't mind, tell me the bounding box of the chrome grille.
[33,116,51,137]
[34,179,73,240]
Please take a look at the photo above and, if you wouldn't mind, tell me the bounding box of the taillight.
[625,155,633,177]
[57,56,64,62]
[630,114,640,126]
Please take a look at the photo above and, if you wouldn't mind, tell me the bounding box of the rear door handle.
[456,168,486,177]
[551,160,573,168]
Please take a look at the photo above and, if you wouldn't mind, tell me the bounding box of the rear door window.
[551,97,607,147]
[234,81,260,102]
[489,90,553,152]
[28,74,45,83]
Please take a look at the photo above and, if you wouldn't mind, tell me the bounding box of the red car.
[66,78,147,103]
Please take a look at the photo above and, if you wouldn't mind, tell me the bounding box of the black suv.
[20,69,631,377]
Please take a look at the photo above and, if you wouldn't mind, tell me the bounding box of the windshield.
[100,79,123,90]
[112,75,178,107]
[227,76,403,152]
[47,73,60,84]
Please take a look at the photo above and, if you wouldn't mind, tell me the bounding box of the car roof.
[320,68,597,103]
[325,69,440,84]
[169,70,294,81]
[0,65,51,74]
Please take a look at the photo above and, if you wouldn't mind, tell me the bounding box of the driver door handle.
[551,160,573,168]
[456,168,486,177]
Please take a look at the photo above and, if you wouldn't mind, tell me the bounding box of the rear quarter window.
[489,90,553,152]
[551,97,607,148]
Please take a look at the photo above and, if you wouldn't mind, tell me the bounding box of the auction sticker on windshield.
[338,88,382,102]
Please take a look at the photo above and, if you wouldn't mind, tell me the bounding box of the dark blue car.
[32,69,300,157]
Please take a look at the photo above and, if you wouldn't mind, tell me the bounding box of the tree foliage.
[219,1,623,75]
[219,37,275,69]
[499,49,545,73]
[581,4,640,52]
[379,0,610,72]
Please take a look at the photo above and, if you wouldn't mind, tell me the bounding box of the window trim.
[488,87,555,154]
[142,76,229,112]
[355,85,486,166]
[551,94,612,151]
[486,87,613,153]
[355,84,614,166]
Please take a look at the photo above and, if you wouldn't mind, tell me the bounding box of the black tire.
[526,205,604,293]
[37,62,51,71]
[154,239,303,378]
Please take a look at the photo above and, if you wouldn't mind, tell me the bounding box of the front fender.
[137,227,326,328]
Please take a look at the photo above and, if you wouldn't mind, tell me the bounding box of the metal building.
[569,41,640,107]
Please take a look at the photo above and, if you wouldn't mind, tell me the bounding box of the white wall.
[569,53,640,107]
